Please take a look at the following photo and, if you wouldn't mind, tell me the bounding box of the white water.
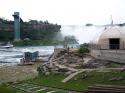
[0,46,54,66]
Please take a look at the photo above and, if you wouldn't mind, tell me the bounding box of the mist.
[61,25,104,44]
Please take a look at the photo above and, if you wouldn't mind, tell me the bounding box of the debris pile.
[81,59,110,68]
[37,48,125,75]
[37,48,82,75]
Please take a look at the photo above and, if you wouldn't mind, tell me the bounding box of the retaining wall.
[91,49,125,63]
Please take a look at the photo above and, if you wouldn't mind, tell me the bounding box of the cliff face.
[0,18,61,41]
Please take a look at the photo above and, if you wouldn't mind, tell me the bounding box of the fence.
[88,44,125,50]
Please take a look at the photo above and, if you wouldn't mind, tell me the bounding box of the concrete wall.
[91,49,125,63]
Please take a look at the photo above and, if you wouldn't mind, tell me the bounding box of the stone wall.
[91,49,125,63]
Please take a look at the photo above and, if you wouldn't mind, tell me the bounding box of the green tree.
[79,44,89,54]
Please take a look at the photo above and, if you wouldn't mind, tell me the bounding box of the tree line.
[0,18,61,42]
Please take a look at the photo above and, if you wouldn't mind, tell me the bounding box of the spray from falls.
[61,25,104,44]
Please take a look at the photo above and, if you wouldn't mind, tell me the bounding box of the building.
[90,26,125,49]
[90,26,125,63]
[98,27,125,49]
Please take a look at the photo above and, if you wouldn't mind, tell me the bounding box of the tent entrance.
[109,38,120,49]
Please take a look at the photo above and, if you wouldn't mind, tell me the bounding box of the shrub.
[78,44,89,54]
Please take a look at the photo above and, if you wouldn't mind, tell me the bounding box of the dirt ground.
[0,62,43,83]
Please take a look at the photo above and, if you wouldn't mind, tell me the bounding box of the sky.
[0,0,125,25]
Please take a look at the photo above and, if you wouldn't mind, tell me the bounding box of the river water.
[0,46,54,67]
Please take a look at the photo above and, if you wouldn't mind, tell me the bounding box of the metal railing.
[88,44,125,50]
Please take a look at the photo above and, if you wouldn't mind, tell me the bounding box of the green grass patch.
[27,71,125,91]
[29,73,65,87]
[106,62,124,68]
[13,40,63,46]
[55,91,68,93]
[0,83,24,93]
[71,71,125,89]
[37,88,53,93]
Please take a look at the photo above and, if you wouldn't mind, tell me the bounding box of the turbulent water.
[0,46,54,67]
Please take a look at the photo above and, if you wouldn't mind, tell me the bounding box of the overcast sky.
[0,0,125,25]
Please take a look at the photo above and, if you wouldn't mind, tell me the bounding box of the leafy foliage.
[0,31,14,41]
[63,35,78,48]
[78,44,89,54]
[64,36,78,44]
[13,39,63,46]
[85,23,93,26]
[116,23,125,27]
[0,18,61,44]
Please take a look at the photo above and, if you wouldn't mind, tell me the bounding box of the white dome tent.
[90,26,125,63]
[91,26,125,49]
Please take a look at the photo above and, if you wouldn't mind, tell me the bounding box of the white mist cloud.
[61,25,104,44]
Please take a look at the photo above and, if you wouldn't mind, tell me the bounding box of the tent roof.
[91,26,125,44]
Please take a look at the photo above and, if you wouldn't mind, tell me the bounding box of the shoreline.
[0,61,43,84]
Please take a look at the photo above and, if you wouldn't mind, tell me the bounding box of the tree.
[117,23,125,27]
[78,44,90,59]
[85,23,93,26]
[63,35,78,48]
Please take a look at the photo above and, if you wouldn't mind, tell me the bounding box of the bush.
[78,44,89,54]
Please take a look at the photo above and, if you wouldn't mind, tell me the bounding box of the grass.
[27,71,125,91]
[0,83,24,93]
[1,70,125,92]
[13,40,63,46]
[28,73,66,88]
[106,62,124,68]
